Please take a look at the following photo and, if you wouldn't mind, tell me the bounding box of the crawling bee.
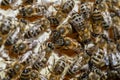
[90,50,106,68]
[19,66,31,80]
[48,56,67,80]
[0,17,15,39]
[56,22,73,37]
[69,13,86,32]
[32,42,53,71]
[80,2,93,19]
[0,0,17,10]
[4,27,20,50]
[2,61,24,80]
[65,54,84,79]
[108,26,120,42]
[24,18,50,39]
[89,67,107,80]
[22,0,36,5]
[9,40,29,58]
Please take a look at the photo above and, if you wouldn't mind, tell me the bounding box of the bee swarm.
[0,0,120,80]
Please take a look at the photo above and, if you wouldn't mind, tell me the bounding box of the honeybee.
[69,13,86,32]
[80,2,93,19]
[24,18,50,39]
[0,17,15,39]
[48,56,67,80]
[91,6,104,25]
[47,16,60,28]
[19,66,31,80]
[89,67,107,80]
[4,27,20,50]
[65,54,84,79]
[56,22,73,37]
[32,42,53,71]
[30,70,40,80]
[3,61,24,80]
[22,0,36,5]
[108,26,120,42]
[0,0,17,10]
[90,50,106,68]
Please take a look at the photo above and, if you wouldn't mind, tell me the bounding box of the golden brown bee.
[56,22,73,37]
[24,18,50,39]
[54,37,82,57]
[0,0,17,10]
[3,61,24,80]
[48,56,67,80]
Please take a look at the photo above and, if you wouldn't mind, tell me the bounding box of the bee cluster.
[0,0,120,80]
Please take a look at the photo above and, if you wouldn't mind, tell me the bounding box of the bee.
[8,40,28,58]
[0,17,15,39]
[91,6,104,25]
[48,56,67,80]
[80,2,93,19]
[0,36,4,47]
[32,42,53,71]
[65,55,84,79]
[22,0,36,5]
[4,27,20,50]
[30,70,40,80]
[90,50,106,68]
[108,26,120,42]
[3,61,24,80]
[19,66,31,80]
[89,67,107,80]
[56,22,73,37]
[0,0,17,10]
[69,13,86,32]
[91,24,103,38]
[24,18,50,39]
[47,16,60,28]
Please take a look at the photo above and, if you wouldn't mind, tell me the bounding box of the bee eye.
[59,28,65,34]
[65,39,70,46]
